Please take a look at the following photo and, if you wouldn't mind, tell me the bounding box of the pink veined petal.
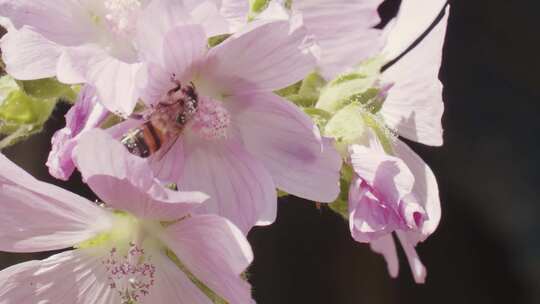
[219,0,249,32]
[163,214,254,304]
[0,0,97,46]
[0,249,117,303]
[137,62,175,107]
[178,136,277,233]
[380,9,449,146]
[393,139,441,242]
[397,231,427,283]
[47,85,108,181]
[58,46,143,116]
[204,19,317,94]
[369,234,399,278]
[73,129,207,221]
[162,24,208,82]
[135,0,192,63]
[349,144,415,205]
[0,26,61,80]
[229,92,341,202]
[383,0,448,61]
[293,0,385,79]
[189,1,230,37]
[0,153,112,252]
[140,250,213,304]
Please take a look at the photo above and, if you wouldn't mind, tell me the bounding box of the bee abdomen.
[121,122,167,158]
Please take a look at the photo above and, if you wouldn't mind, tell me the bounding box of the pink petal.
[179,137,277,233]
[393,140,441,242]
[135,0,191,63]
[190,1,230,37]
[46,85,108,181]
[0,153,112,252]
[383,0,448,60]
[73,129,207,221]
[349,144,415,205]
[140,250,213,304]
[0,249,116,303]
[162,24,208,82]
[219,0,249,32]
[205,19,316,94]
[0,27,61,80]
[380,9,449,146]
[229,92,341,202]
[138,62,175,107]
[369,234,399,278]
[293,0,385,79]
[163,214,254,304]
[58,47,143,116]
[397,231,427,283]
[0,0,96,45]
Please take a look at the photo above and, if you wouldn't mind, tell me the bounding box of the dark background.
[2,0,540,303]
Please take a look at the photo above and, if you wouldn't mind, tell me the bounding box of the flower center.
[103,243,156,304]
[189,97,231,140]
[103,0,141,37]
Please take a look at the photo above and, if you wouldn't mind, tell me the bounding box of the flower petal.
[219,0,249,32]
[205,18,316,94]
[140,252,213,304]
[46,85,108,180]
[189,1,230,37]
[369,234,399,278]
[135,0,192,64]
[393,139,441,242]
[397,231,427,283]
[0,0,96,45]
[73,129,207,221]
[349,143,415,205]
[380,9,449,146]
[0,153,112,252]
[293,0,385,79]
[178,137,277,233]
[163,214,254,304]
[0,249,116,303]
[382,0,448,60]
[162,24,208,82]
[229,92,341,202]
[0,27,61,80]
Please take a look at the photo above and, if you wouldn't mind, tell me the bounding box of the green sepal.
[0,76,58,148]
[323,104,369,156]
[278,189,289,198]
[16,78,77,102]
[248,0,271,20]
[328,165,354,220]
[277,72,327,107]
[208,34,232,48]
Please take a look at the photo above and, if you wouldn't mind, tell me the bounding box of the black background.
[2,0,540,303]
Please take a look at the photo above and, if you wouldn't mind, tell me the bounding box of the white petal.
[369,234,399,278]
[0,153,112,252]
[380,9,449,146]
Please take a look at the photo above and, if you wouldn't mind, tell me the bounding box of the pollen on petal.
[189,97,231,140]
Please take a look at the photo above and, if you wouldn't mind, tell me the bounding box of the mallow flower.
[0,0,236,115]
[0,129,254,303]
[317,4,449,282]
[106,13,342,233]
[221,0,387,80]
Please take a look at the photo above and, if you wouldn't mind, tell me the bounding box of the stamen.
[103,0,141,36]
[189,98,231,140]
[103,243,155,304]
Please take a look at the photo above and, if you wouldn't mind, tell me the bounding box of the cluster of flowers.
[0,0,449,302]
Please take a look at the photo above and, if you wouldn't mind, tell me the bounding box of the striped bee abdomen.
[121,122,163,158]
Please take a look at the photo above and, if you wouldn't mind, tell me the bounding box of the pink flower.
[112,15,342,233]
[46,85,108,180]
[347,5,449,283]
[0,129,254,303]
[0,0,233,115]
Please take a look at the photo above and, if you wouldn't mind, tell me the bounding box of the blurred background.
[1,0,540,303]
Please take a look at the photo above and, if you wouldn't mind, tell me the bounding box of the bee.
[121,80,198,158]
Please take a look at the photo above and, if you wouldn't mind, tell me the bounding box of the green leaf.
[16,78,77,102]
[323,104,369,156]
[248,0,270,20]
[328,165,354,220]
[208,34,232,48]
